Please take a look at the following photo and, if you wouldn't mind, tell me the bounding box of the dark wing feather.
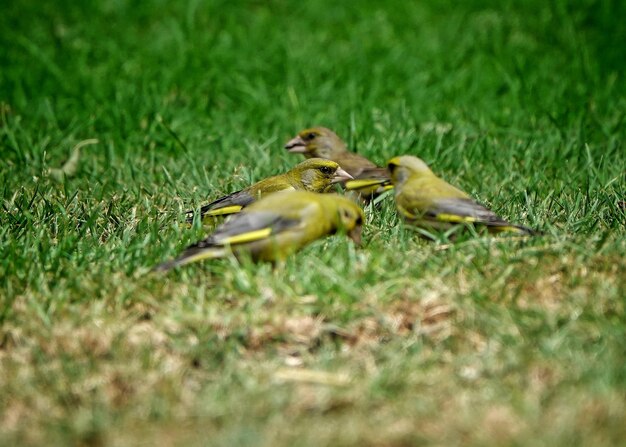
[425,198,502,222]
[186,189,256,222]
[343,167,392,199]
[196,211,301,248]
[157,207,302,272]
[425,198,535,234]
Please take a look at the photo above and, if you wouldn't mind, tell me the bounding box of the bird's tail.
[153,246,227,272]
[490,222,540,236]
[185,205,243,223]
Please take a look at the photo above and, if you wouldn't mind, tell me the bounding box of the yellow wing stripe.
[205,205,244,217]
[222,227,273,245]
[177,248,227,267]
[345,179,390,191]
[435,213,477,223]
[493,225,526,234]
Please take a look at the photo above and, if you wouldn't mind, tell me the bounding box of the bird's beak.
[284,135,306,153]
[331,167,353,184]
[348,225,362,246]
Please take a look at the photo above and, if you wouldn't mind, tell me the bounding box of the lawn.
[1,0,625,445]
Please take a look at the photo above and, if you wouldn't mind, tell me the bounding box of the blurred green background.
[2,0,624,164]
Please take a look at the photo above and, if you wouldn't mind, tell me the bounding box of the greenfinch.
[284,127,392,199]
[186,158,352,222]
[156,191,364,271]
[387,155,536,236]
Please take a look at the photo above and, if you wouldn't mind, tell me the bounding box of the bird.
[185,158,353,223]
[387,155,537,236]
[284,127,392,200]
[156,191,365,271]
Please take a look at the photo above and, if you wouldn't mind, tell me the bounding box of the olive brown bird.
[284,127,391,200]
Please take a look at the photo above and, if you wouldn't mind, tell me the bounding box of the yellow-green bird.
[156,191,364,271]
[186,158,352,222]
[284,127,392,199]
[387,155,536,236]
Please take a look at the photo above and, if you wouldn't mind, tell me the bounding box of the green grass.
[1,0,625,445]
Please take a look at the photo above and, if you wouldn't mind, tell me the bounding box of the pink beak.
[331,167,353,184]
[348,225,363,246]
[284,135,306,153]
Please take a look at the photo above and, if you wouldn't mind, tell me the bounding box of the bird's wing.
[344,167,392,192]
[186,174,298,222]
[426,198,536,234]
[185,189,257,222]
[422,197,504,224]
[200,211,302,247]
[155,211,302,271]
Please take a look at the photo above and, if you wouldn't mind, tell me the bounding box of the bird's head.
[284,127,347,159]
[387,155,433,187]
[293,158,353,192]
[318,194,365,245]
[323,195,365,246]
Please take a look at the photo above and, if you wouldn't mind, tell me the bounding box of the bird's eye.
[306,132,317,140]
[320,166,333,175]
[387,163,397,173]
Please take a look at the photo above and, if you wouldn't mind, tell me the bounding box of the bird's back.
[334,151,379,176]
[244,191,331,259]
[399,174,469,209]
